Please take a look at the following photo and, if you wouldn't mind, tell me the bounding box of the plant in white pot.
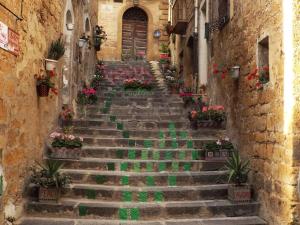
[45,37,65,71]
[225,151,251,203]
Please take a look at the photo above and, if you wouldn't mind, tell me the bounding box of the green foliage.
[30,160,71,188]
[225,151,250,185]
[204,140,234,152]
[47,37,65,60]
[51,137,83,149]
[160,43,169,53]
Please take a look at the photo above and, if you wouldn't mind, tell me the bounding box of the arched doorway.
[122,7,148,60]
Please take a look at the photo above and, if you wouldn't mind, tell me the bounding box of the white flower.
[50,132,61,138]
[79,137,83,142]
[224,137,230,141]
[216,140,222,145]
[68,135,76,140]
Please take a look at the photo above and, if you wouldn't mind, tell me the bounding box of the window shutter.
[218,0,229,29]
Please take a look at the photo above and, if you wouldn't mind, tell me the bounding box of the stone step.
[26,199,260,220]
[72,128,224,139]
[60,169,228,186]
[75,146,223,159]
[95,101,184,108]
[96,96,182,102]
[48,158,226,172]
[28,184,229,202]
[19,216,267,225]
[81,137,215,148]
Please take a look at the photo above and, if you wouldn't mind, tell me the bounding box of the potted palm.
[45,37,65,71]
[226,151,251,202]
[30,160,71,202]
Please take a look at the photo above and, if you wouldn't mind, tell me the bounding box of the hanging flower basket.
[36,84,50,97]
[45,59,58,71]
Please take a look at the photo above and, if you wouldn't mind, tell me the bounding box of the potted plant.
[45,37,65,71]
[48,130,83,159]
[198,105,226,128]
[77,87,98,105]
[59,106,74,128]
[123,78,154,91]
[35,71,57,97]
[159,43,170,59]
[30,160,71,202]
[94,25,107,51]
[204,138,234,160]
[225,151,251,202]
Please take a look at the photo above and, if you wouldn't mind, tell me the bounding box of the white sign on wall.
[0,21,9,50]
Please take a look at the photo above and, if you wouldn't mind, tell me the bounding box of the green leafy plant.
[30,160,71,188]
[47,37,65,60]
[225,151,250,186]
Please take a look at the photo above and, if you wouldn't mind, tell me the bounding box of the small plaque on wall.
[0,20,19,56]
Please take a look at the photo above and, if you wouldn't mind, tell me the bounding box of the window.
[218,0,230,29]
[114,0,123,2]
[258,36,270,84]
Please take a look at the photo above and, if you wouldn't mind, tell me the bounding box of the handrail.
[0,1,24,21]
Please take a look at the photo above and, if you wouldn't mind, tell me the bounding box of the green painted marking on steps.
[184,163,192,171]
[128,149,136,159]
[144,140,153,148]
[154,191,164,202]
[79,205,87,216]
[117,123,124,130]
[141,150,148,160]
[86,189,96,199]
[122,130,130,139]
[121,162,128,171]
[170,131,177,139]
[179,151,186,160]
[146,176,155,186]
[128,139,135,147]
[192,150,199,160]
[146,163,153,172]
[110,115,116,122]
[158,162,167,172]
[159,140,165,148]
[153,151,160,160]
[187,140,194,149]
[180,131,188,139]
[95,175,107,184]
[134,162,141,172]
[116,149,124,159]
[165,151,173,160]
[159,131,164,139]
[107,162,115,171]
[139,192,148,202]
[168,123,176,130]
[130,208,140,220]
[168,176,177,186]
[121,176,129,185]
[171,140,179,149]
[122,191,132,202]
[119,208,128,220]
[172,162,179,172]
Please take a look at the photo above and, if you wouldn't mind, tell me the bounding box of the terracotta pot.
[49,147,81,159]
[45,58,58,71]
[39,187,60,202]
[228,184,251,203]
[36,84,50,97]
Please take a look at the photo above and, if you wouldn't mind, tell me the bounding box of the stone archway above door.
[122,7,148,60]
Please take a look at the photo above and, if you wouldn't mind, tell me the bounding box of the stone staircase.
[20,61,266,225]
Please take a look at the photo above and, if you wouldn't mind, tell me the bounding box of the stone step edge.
[60,169,228,176]
[81,146,219,151]
[19,216,267,225]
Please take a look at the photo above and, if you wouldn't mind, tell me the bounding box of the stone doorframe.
[117,4,155,60]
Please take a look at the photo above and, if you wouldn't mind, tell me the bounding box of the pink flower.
[68,135,75,140]
[202,106,208,112]
[50,132,61,138]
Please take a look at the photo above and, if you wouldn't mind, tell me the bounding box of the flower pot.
[48,147,82,159]
[228,184,251,203]
[198,120,224,129]
[45,59,58,71]
[78,38,87,48]
[39,187,60,202]
[66,23,74,30]
[61,119,73,128]
[36,84,50,97]
[205,149,231,161]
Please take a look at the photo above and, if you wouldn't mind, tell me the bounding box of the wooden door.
[122,7,148,60]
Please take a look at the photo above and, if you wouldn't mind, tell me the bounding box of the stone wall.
[207,0,300,224]
[97,0,169,61]
[0,0,98,222]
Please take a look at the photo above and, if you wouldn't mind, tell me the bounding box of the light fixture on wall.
[153,29,161,39]
[230,66,240,79]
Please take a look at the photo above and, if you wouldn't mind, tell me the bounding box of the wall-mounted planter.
[78,38,87,48]
[45,58,58,71]
[36,84,50,97]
